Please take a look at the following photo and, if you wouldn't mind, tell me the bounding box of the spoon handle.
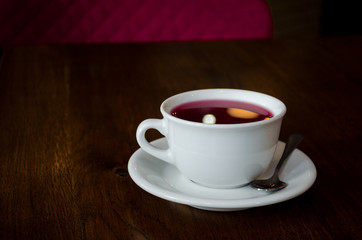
[273,134,304,178]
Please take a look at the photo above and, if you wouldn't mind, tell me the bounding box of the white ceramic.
[128,138,317,211]
[136,89,286,188]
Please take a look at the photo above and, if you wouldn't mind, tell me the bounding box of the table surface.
[0,36,361,240]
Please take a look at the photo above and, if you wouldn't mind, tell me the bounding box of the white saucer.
[128,138,317,211]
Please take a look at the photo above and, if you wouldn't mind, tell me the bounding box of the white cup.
[136,89,286,188]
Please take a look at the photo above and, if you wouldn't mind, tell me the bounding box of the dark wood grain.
[0,37,361,240]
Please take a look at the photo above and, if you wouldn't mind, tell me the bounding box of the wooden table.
[0,37,361,239]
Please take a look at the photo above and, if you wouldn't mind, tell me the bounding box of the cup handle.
[136,119,173,164]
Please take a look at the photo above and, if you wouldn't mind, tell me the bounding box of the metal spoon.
[250,134,304,191]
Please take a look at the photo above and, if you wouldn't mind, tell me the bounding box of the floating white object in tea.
[202,114,216,124]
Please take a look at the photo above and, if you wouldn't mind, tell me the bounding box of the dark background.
[321,0,361,35]
[266,0,362,38]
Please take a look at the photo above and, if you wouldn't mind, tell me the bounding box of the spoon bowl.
[250,134,304,192]
[250,178,287,192]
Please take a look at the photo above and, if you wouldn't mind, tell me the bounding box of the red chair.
[0,0,273,44]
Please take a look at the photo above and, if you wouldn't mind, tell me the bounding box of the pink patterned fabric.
[0,0,272,44]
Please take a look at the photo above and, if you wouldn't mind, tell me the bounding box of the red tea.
[170,100,273,124]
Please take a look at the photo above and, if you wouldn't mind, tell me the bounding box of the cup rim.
[160,88,287,128]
